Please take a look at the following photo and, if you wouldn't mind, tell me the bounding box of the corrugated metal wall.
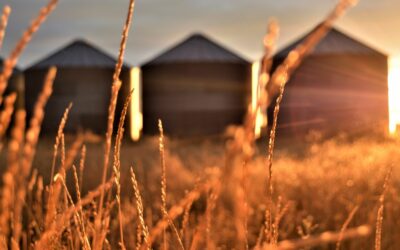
[24,67,130,135]
[269,54,388,136]
[142,62,251,136]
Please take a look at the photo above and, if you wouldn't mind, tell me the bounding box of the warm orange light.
[388,57,400,135]
[130,67,143,141]
[251,61,265,138]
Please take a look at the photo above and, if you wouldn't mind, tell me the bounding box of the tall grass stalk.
[0,93,16,141]
[130,167,150,250]
[96,0,136,247]
[0,110,25,240]
[13,66,56,247]
[0,5,11,51]
[113,91,133,250]
[72,165,91,250]
[374,165,392,250]
[79,145,87,194]
[263,0,358,244]
[0,0,58,103]
[142,182,211,250]
[50,103,72,186]
[336,205,360,250]
[158,119,185,250]
[158,119,168,249]
[273,225,371,250]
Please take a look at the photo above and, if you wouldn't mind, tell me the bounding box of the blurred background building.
[267,26,388,137]
[24,39,131,134]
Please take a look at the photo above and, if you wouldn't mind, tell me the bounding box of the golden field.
[0,0,398,249]
[7,130,400,249]
[5,131,395,249]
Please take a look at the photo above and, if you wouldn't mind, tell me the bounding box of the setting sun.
[389,57,400,134]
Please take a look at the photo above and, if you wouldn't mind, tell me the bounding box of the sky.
[0,0,399,68]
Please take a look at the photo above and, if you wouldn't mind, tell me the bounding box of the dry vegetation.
[0,0,397,249]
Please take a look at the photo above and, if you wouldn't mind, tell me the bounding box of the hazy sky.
[0,0,399,68]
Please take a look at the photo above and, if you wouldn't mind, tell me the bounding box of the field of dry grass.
[0,0,398,249]
[5,131,397,249]
[0,131,396,249]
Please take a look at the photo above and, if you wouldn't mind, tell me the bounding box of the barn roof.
[27,39,130,70]
[275,25,387,59]
[143,33,249,66]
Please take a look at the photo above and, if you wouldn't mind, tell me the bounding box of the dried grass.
[336,205,360,250]
[0,5,11,51]
[95,1,136,247]
[130,166,149,250]
[0,0,394,249]
[0,0,58,103]
[374,165,392,250]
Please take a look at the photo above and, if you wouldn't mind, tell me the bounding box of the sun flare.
[251,61,264,138]
[388,57,400,135]
[130,67,143,141]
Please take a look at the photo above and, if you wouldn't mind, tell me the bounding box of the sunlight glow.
[388,57,400,135]
[251,61,264,138]
[130,67,143,141]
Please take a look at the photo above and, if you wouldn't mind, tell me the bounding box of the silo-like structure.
[268,26,388,136]
[24,39,130,135]
[141,33,251,136]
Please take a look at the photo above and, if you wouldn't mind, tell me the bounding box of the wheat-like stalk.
[0,92,17,142]
[267,0,359,191]
[0,0,58,103]
[157,119,185,250]
[0,5,11,51]
[181,192,195,249]
[64,133,85,171]
[112,91,133,250]
[95,1,136,247]
[158,119,168,249]
[142,181,211,250]
[264,225,371,250]
[79,145,87,195]
[12,67,55,246]
[336,205,359,250]
[56,173,89,250]
[130,167,150,250]
[0,110,25,240]
[36,177,114,249]
[233,160,250,249]
[205,182,221,250]
[263,0,358,245]
[224,19,278,176]
[72,165,91,250]
[21,67,56,177]
[44,133,84,236]
[374,165,392,250]
[242,161,249,250]
[50,103,72,185]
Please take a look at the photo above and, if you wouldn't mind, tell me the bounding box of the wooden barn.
[24,39,131,134]
[268,26,388,136]
[141,33,251,136]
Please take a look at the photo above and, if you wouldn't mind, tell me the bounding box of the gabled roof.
[143,33,249,66]
[275,25,387,59]
[27,39,130,70]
